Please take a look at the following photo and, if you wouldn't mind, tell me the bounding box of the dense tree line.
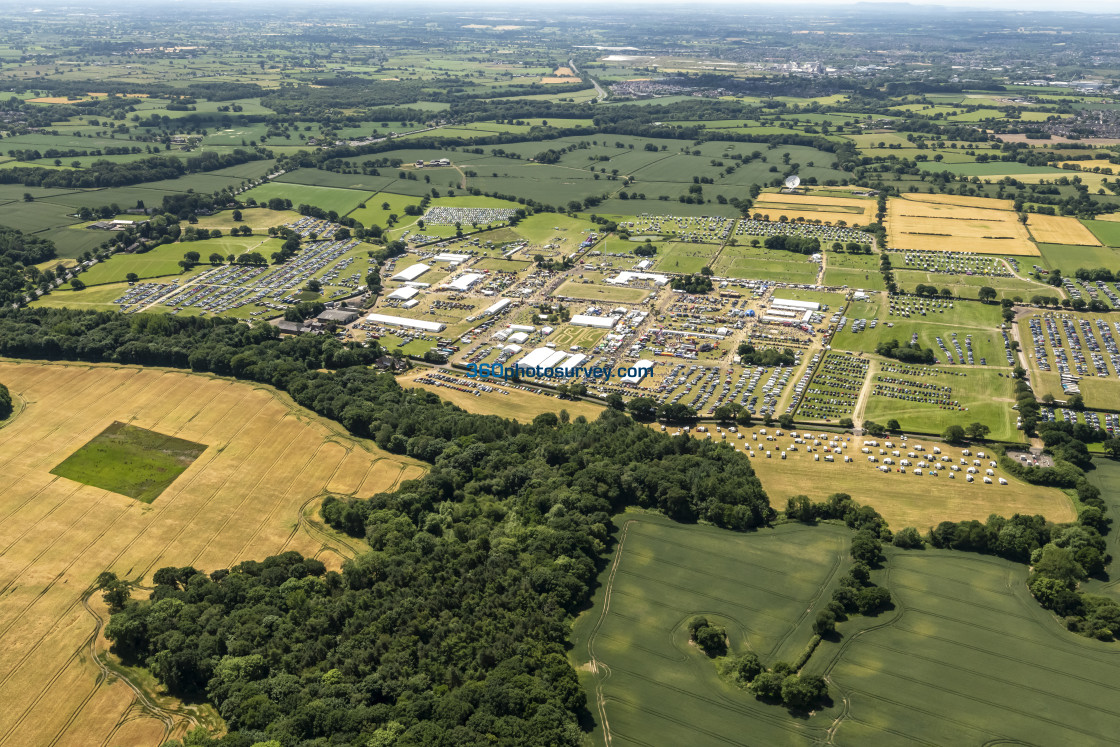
[0,381,11,420]
[0,149,266,189]
[762,235,821,255]
[0,225,56,267]
[0,226,59,307]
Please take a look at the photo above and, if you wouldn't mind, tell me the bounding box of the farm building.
[365,313,446,333]
[316,308,359,324]
[621,359,655,384]
[571,314,620,329]
[482,298,512,316]
[771,297,821,311]
[448,272,484,291]
[387,286,420,301]
[541,350,570,369]
[518,347,555,369]
[606,271,669,286]
[392,263,431,282]
[557,353,588,374]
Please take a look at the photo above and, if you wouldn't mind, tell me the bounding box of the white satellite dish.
[783,174,801,191]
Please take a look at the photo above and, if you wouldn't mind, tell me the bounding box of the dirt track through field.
[0,360,425,746]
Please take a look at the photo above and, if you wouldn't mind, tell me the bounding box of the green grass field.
[553,278,651,303]
[32,281,137,311]
[50,421,207,503]
[861,365,1022,441]
[79,243,197,285]
[825,252,885,291]
[570,514,851,747]
[712,245,820,283]
[893,268,1048,302]
[1038,243,1120,275]
[818,548,1120,746]
[241,181,372,216]
[651,242,721,274]
[1083,219,1120,247]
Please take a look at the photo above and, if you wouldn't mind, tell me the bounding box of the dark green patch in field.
[51,421,206,503]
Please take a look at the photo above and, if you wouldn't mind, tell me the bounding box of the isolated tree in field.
[209,253,223,265]
[69,278,85,290]
[125,272,139,283]
[231,209,242,221]
[978,286,997,303]
[183,251,200,265]
[306,278,321,293]
[688,616,727,657]
[886,418,900,432]
[942,425,966,444]
[964,422,990,440]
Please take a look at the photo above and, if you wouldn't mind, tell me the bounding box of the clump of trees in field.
[688,616,728,657]
[875,338,936,364]
[737,342,795,367]
[0,382,11,420]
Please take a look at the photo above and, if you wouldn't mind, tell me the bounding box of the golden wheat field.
[887,196,1039,255]
[1026,214,1102,246]
[753,192,876,223]
[901,193,1016,209]
[0,361,426,747]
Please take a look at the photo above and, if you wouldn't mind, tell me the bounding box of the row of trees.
[0,149,266,189]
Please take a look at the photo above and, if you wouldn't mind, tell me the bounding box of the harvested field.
[0,361,426,747]
[1026,214,1102,246]
[901,193,1016,209]
[754,192,875,223]
[887,196,1038,255]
